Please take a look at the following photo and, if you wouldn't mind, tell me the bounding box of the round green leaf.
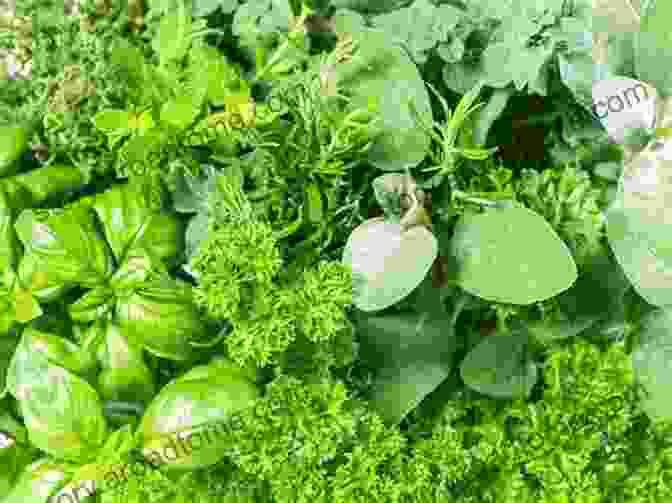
[343,217,438,312]
[449,203,578,304]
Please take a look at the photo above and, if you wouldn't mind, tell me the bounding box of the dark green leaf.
[355,310,457,424]
[459,331,538,399]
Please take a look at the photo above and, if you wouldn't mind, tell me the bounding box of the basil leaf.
[92,184,183,272]
[116,277,205,361]
[139,358,258,470]
[15,207,114,294]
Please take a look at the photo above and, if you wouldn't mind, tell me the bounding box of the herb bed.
[1,1,672,502]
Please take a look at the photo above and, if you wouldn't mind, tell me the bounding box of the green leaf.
[186,45,240,107]
[7,330,107,463]
[343,217,438,312]
[155,8,194,66]
[636,0,672,97]
[355,310,456,425]
[173,165,218,214]
[96,322,155,404]
[15,207,115,294]
[0,125,28,177]
[333,28,432,171]
[192,0,225,17]
[606,163,672,307]
[632,308,672,421]
[68,286,116,324]
[92,184,183,272]
[3,459,68,503]
[116,277,205,361]
[0,334,18,397]
[139,357,258,469]
[558,52,598,111]
[160,94,201,130]
[459,331,538,399]
[468,87,512,145]
[449,203,578,304]
[370,0,462,65]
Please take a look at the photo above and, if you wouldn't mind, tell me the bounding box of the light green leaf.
[0,125,28,177]
[469,87,512,145]
[353,310,457,424]
[460,331,537,399]
[343,217,438,312]
[15,207,115,294]
[333,28,432,171]
[155,8,194,66]
[7,330,107,463]
[3,459,68,503]
[92,184,182,272]
[160,94,201,130]
[632,308,672,421]
[449,203,578,304]
[139,358,258,469]
[96,322,155,404]
[116,277,204,361]
[606,149,672,308]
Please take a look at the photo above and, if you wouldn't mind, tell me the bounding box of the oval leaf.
[449,203,578,304]
[632,308,672,421]
[343,217,438,312]
[606,167,672,307]
[139,358,258,470]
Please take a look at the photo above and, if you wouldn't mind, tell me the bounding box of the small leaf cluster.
[189,175,354,371]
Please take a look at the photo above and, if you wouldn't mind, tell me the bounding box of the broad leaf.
[96,322,155,404]
[139,358,258,469]
[155,8,194,66]
[343,217,438,312]
[449,203,578,304]
[92,184,182,272]
[3,459,68,503]
[7,330,107,463]
[116,277,205,361]
[15,207,114,294]
[355,310,457,424]
[460,331,537,399]
[332,27,432,171]
[632,308,672,421]
[606,156,672,307]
